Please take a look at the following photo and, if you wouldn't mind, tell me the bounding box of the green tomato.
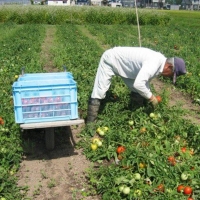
[134,189,142,197]
[128,120,134,126]
[134,173,141,180]
[103,126,109,131]
[181,172,189,180]
[97,140,102,147]
[123,186,130,195]
[119,185,125,192]
[92,138,100,144]
[98,130,105,136]
[166,188,173,193]
[9,170,14,175]
[149,113,155,118]
[91,143,98,151]
[1,148,6,153]
[157,135,162,139]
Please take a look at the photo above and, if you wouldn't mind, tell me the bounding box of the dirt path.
[17,125,101,200]
[152,79,200,125]
[40,25,57,72]
[17,26,101,200]
[17,25,199,200]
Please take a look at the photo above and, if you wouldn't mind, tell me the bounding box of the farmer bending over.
[86,47,186,123]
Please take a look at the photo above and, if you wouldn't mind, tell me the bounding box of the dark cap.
[173,57,186,84]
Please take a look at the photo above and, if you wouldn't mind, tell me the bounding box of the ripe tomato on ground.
[116,146,125,154]
[156,95,162,103]
[177,185,185,193]
[155,184,165,192]
[183,186,193,195]
[167,156,176,166]
[181,147,187,153]
[139,127,146,134]
[0,117,4,125]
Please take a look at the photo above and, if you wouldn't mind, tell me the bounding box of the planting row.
[50,23,200,199]
[0,23,46,199]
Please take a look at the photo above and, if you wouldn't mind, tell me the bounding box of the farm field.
[0,6,200,200]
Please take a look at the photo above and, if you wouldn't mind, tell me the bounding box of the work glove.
[149,95,158,107]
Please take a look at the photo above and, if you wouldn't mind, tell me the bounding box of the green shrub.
[0,5,171,25]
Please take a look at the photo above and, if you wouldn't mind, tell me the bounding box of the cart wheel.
[45,128,55,150]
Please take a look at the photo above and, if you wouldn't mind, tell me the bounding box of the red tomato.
[187,197,194,200]
[155,184,165,192]
[181,147,187,153]
[0,117,3,123]
[177,185,185,193]
[183,186,193,195]
[156,96,162,103]
[167,156,175,162]
[167,156,176,166]
[116,146,125,154]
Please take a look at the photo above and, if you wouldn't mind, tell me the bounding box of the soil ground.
[16,25,200,200]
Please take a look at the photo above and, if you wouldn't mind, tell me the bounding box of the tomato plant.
[1,10,200,200]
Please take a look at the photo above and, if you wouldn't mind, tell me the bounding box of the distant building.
[192,0,200,10]
[90,0,102,6]
[47,0,70,5]
[121,0,165,8]
[76,0,89,5]
[181,0,200,10]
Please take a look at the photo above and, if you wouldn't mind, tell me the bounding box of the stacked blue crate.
[12,72,78,124]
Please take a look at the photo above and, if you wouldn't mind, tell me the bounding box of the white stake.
[134,0,141,47]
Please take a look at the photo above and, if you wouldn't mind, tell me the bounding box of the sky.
[0,0,31,3]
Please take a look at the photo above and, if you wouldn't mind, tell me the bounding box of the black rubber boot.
[86,98,101,124]
[130,92,146,109]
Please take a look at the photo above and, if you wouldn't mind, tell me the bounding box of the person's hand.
[149,95,158,107]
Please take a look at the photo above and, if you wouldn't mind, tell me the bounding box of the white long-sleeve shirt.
[91,47,167,100]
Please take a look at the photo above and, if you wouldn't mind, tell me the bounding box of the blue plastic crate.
[12,79,78,124]
[18,72,73,81]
